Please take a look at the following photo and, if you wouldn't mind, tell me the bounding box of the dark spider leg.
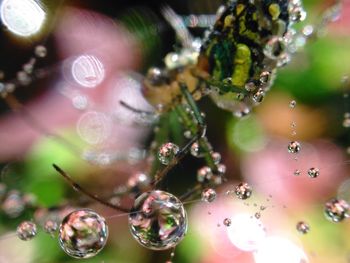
[119,100,157,116]
[53,164,130,213]
[206,78,247,95]
[152,83,218,187]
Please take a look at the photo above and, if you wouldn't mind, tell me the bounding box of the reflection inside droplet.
[0,0,46,37]
[71,55,105,88]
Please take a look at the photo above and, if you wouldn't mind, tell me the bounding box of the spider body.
[142,0,301,112]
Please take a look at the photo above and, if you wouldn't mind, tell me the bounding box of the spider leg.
[119,100,156,116]
[53,164,130,213]
[152,83,219,187]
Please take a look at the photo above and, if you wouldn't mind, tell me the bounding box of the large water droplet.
[58,209,108,259]
[128,190,187,250]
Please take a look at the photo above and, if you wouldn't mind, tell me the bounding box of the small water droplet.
[296,221,310,234]
[158,142,179,165]
[17,221,37,241]
[288,141,301,154]
[211,152,221,165]
[223,218,231,227]
[254,212,261,219]
[44,220,58,235]
[294,169,301,176]
[324,198,349,222]
[343,115,350,128]
[307,167,319,178]
[289,100,297,108]
[252,88,265,103]
[35,45,47,58]
[235,182,252,200]
[197,166,213,182]
[201,188,217,203]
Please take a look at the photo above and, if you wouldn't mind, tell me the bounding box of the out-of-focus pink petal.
[242,139,346,209]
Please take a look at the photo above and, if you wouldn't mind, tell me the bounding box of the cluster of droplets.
[0,45,47,98]
[0,185,38,218]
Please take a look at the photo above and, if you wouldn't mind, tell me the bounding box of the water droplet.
[252,88,265,103]
[254,212,261,219]
[245,81,256,92]
[288,141,301,154]
[190,142,203,157]
[183,130,192,138]
[17,221,37,241]
[216,163,226,176]
[35,45,47,58]
[302,25,314,36]
[289,5,307,22]
[59,209,108,258]
[289,100,297,108]
[201,188,217,203]
[264,37,286,60]
[343,115,350,128]
[223,218,232,227]
[324,198,349,223]
[158,142,179,165]
[211,152,221,165]
[296,221,310,234]
[307,167,319,178]
[44,220,58,235]
[1,190,25,218]
[17,70,31,85]
[259,71,271,85]
[129,190,187,250]
[235,182,253,200]
[197,166,212,182]
[294,169,301,176]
